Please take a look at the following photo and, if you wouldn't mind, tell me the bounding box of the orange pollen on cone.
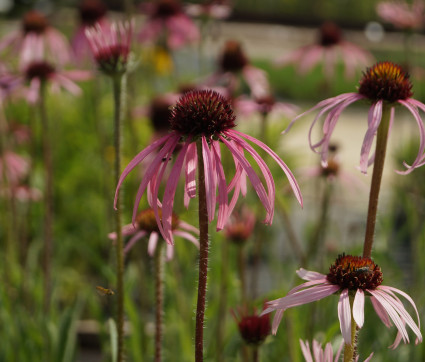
[136,208,179,233]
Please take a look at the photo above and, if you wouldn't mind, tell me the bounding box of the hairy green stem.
[39,83,53,313]
[154,242,164,362]
[363,104,391,258]
[113,74,126,362]
[195,140,209,362]
[237,245,247,303]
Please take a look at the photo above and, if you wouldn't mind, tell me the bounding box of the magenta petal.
[184,142,197,207]
[114,133,174,209]
[338,289,352,345]
[202,137,216,223]
[353,289,365,328]
[124,230,147,253]
[211,141,228,230]
[161,140,190,244]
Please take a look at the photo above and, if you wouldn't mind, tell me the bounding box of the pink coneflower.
[12,60,91,103]
[286,61,425,174]
[207,40,270,99]
[262,254,422,349]
[0,151,30,186]
[377,0,425,30]
[224,207,255,244]
[300,339,373,362]
[185,0,232,21]
[235,94,299,120]
[109,208,199,261]
[85,21,133,76]
[275,22,373,80]
[232,304,271,346]
[114,89,302,244]
[71,0,110,64]
[139,0,200,50]
[0,10,71,68]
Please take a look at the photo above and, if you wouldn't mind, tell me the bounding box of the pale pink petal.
[338,289,352,345]
[353,289,365,328]
[184,142,197,207]
[313,339,324,361]
[211,141,228,230]
[124,230,147,253]
[287,279,331,296]
[165,244,174,261]
[242,65,270,99]
[299,340,313,362]
[173,230,200,248]
[271,309,284,334]
[370,295,392,328]
[178,220,199,235]
[296,268,328,281]
[334,340,344,362]
[363,352,374,362]
[298,45,323,75]
[201,136,216,223]
[147,231,159,257]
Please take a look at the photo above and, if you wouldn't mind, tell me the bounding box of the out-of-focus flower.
[115,90,302,244]
[235,94,299,120]
[286,61,425,174]
[139,0,200,50]
[185,0,232,21]
[11,60,91,103]
[207,40,270,98]
[108,208,199,261]
[86,21,133,76]
[262,254,422,348]
[299,339,373,362]
[232,304,271,346]
[224,207,255,244]
[0,10,71,68]
[72,0,109,64]
[275,22,373,80]
[377,0,425,30]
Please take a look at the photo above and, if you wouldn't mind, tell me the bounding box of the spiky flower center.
[220,40,248,73]
[25,62,55,81]
[319,22,342,46]
[321,158,339,177]
[95,44,129,75]
[22,11,48,34]
[170,90,236,138]
[358,62,413,103]
[136,208,178,234]
[326,254,383,290]
[236,309,271,346]
[79,0,107,26]
[153,0,182,18]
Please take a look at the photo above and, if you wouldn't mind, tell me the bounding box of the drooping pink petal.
[271,309,284,334]
[173,230,200,248]
[165,243,174,261]
[124,230,147,253]
[338,289,352,345]
[370,295,392,328]
[359,100,383,173]
[178,220,199,235]
[201,136,216,223]
[287,279,330,296]
[184,142,197,207]
[211,141,228,230]
[353,289,365,328]
[161,140,191,244]
[230,129,303,207]
[296,268,328,281]
[147,231,159,257]
[299,340,314,362]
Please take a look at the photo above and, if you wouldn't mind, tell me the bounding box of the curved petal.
[338,289,352,345]
[184,142,197,207]
[124,230,147,253]
[173,230,200,248]
[299,340,313,362]
[211,141,228,229]
[296,268,327,281]
[202,137,216,223]
[147,231,159,257]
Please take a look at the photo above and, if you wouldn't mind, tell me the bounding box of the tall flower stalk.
[86,20,133,362]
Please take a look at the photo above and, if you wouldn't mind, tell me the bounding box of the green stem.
[343,296,358,362]
[363,104,391,258]
[252,346,259,362]
[154,241,164,362]
[237,245,247,303]
[195,140,209,362]
[39,83,53,313]
[112,74,126,362]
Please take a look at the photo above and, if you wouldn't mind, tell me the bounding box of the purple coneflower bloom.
[12,60,91,103]
[85,20,133,76]
[71,0,110,64]
[207,40,270,99]
[275,22,373,80]
[224,207,256,245]
[235,94,299,120]
[139,0,200,50]
[262,254,422,348]
[377,0,425,30]
[109,208,199,261]
[0,10,71,68]
[232,304,271,346]
[286,61,425,174]
[300,339,373,362]
[114,89,302,244]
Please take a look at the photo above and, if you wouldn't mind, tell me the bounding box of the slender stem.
[343,296,358,362]
[215,239,229,362]
[154,241,164,362]
[195,140,209,362]
[237,245,247,303]
[252,346,259,362]
[39,83,53,313]
[363,104,391,258]
[112,74,126,362]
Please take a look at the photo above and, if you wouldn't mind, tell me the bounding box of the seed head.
[326,254,383,290]
[319,22,342,47]
[219,40,249,73]
[25,61,55,81]
[153,0,182,18]
[79,0,107,26]
[358,61,413,103]
[170,90,236,138]
[22,10,48,35]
